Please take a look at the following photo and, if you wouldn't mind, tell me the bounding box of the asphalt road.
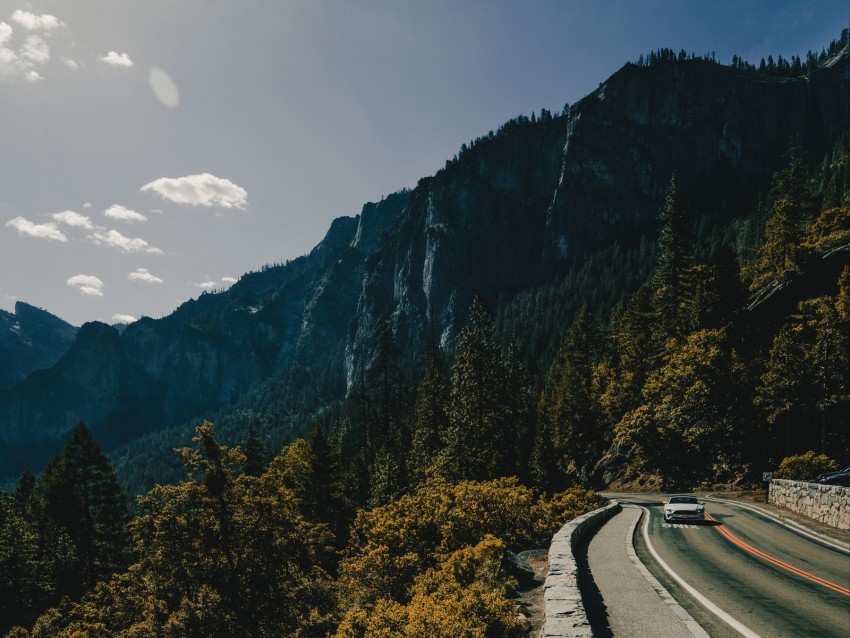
[601,494,850,638]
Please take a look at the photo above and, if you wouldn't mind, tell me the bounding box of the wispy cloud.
[195,280,217,290]
[21,35,49,64]
[128,267,164,284]
[99,51,133,68]
[61,56,78,70]
[222,276,238,285]
[89,229,163,254]
[11,10,64,31]
[112,313,136,324]
[52,210,93,229]
[141,173,248,209]
[6,216,67,241]
[67,274,104,297]
[105,204,147,222]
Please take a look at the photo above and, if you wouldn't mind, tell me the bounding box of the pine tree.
[756,324,810,455]
[239,422,267,477]
[502,343,535,481]
[652,174,694,341]
[598,285,656,424]
[306,423,348,547]
[444,298,511,480]
[750,142,814,289]
[410,354,450,482]
[32,423,131,594]
[0,493,54,635]
[13,469,36,512]
[543,307,602,484]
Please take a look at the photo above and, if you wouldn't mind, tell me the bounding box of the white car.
[663,495,705,522]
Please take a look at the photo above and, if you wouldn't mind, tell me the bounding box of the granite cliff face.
[545,55,849,260]
[345,49,849,384]
[1,46,847,476]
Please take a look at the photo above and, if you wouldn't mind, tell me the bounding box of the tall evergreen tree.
[543,307,602,484]
[444,298,511,480]
[410,353,450,482]
[597,285,655,431]
[652,174,694,342]
[239,422,267,477]
[306,423,349,547]
[502,343,535,481]
[749,142,814,289]
[32,423,131,595]
[755,324,810,455]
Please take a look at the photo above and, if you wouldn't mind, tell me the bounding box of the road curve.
[607,493,850,638]
[579,504,706,637]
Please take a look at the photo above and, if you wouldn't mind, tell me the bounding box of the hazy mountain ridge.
[1,45,847,481]
[0,302,77,390]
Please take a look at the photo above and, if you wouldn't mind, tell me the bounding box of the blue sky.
[0,0,846,326]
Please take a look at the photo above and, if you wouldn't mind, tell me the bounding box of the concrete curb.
[539,500,622,638]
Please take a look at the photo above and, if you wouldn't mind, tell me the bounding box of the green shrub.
[774,451,838,480]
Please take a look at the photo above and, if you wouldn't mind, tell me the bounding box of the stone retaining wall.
[539,500,621,638]
[769,479,850,530]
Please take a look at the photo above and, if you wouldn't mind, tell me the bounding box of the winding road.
[585,494,850,638]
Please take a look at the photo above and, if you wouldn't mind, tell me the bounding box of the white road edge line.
[622,504,709,638]
[637,505,763,638]
[701,495,850,555]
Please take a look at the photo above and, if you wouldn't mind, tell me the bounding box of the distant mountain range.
[0,302,77,390]
[2,41,848,483]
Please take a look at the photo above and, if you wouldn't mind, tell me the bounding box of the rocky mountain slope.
[1,44,847,480]
[0,302,77,389]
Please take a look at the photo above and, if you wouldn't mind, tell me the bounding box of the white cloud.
[105,204,147,222]
[112,313,137,324]
[100,51,133,68]
[221,276,237,285]
[61,56,78,70]
[0,23,51,81]
[83,202,93,208]
[89,229,163,254]
[6,216,67,241]
[52,210,93,229]
[11,11,64,31]
[196,280,217,290]
[21,35,48,63]
[141,173,248,209]
[128,267,163,284]
[67,274,104,297]
[0,22,11,46]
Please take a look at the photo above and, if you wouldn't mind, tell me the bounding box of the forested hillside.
[0,33,848,638]
[1,32,847,490]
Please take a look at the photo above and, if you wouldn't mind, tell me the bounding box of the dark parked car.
[819,472,850,487]
[816,467,850,483]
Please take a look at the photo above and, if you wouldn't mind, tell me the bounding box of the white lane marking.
[638,505,763,638]
[623,505,709,638]
[702,495,850,555]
